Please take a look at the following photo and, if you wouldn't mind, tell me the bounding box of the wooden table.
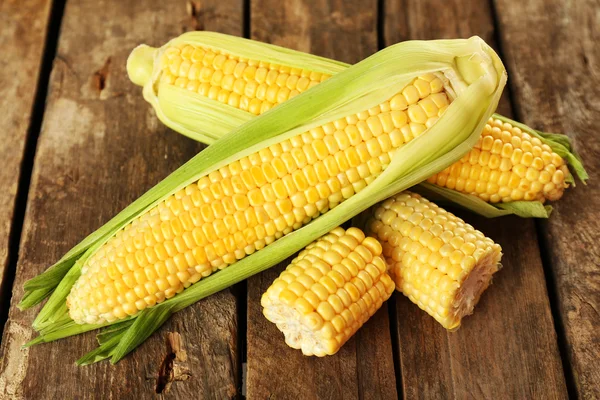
[0,0,597,398]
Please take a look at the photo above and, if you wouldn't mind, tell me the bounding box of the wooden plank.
[250,0,377,64]
[494,1,600,397]
[0,1,243,398]
[246,1,398,399]
[0,0,52,316]
[385,0,568,398]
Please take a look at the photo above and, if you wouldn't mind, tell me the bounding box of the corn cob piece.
[129,33,585,208]
[362,192,502,329]
[262,227,395,356]
[67,75,454,324]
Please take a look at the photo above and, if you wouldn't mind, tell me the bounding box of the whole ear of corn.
[360,192,502,329]
[262,227,395,356]
[67,72,454,326]
[128,32,586,217]
[22,35,506,364]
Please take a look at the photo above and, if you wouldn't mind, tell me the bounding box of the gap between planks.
[0,0,67,343]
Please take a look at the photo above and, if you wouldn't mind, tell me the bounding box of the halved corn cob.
[68,74,453,324]
[23,36,506,364]
[361,192,502,329]
[262,227,395,356]
[129,32,586,210]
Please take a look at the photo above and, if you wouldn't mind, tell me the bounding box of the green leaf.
[109,303,175,364]
[96,320,134,345]
[414,182,552,218]
[496,201,552,218]
[77,334,123,366]
[413,183,514,218]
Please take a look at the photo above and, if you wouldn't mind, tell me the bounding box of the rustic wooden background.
[0,0,598,398]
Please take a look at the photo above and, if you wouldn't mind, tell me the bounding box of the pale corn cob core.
[67,76,452,324]
[428,118,570,203]
[261,227,395,356]
[365,192,502,330]
[159,43,570,203]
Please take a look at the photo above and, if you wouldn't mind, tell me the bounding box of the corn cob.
[262,227,395,356]
[362,192,502,329]
[129,32,586,211]
[68,74,453,324]
[23,36,506,364]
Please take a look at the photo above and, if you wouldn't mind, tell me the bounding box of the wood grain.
[385,0,568,398]
[0,0,52,316]
[246,1,398,398]
[250,0,377,64]
[494,0,600,397]
[0,0,242,398]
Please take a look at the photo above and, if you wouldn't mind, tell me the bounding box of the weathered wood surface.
[0,0,242,398]
[1,0,598,399]
[495,0,600,397]
[385,0,568,398]
[245,1,398,398]
[0,0,52,319]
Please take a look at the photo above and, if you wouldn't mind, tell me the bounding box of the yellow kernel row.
[160,44,324,115]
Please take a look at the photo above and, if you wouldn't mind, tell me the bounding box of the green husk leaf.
[77,334,123,366]
[32,260,83,330]
[25,320,103,347]
[413,182,513,218]
[96,320,134,345]
[414,182,552,218]
[496,201,553,218]
[27,35,506,363]
[18,287,54,310]
[109,304,175,363]
[76,322,134,365]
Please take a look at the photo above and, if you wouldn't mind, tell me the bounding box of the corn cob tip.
[261,227,395,357]
[427,118,571,204]
[127,44,156,87]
